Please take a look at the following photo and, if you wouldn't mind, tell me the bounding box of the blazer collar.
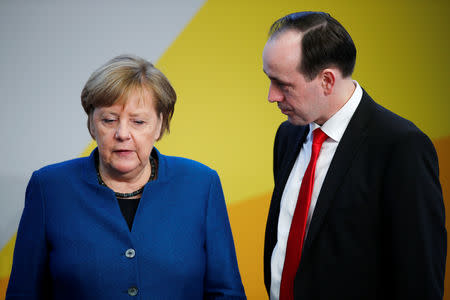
[82,146,169,187]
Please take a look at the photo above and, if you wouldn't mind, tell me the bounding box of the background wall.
[1,0,449,299]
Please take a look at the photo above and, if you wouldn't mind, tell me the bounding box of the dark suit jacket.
[264,90,446,299]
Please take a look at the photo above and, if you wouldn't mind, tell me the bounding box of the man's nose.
[268,83,284,103]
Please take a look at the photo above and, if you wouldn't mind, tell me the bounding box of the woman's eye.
[102,118,115,124]
[134,120,145,125]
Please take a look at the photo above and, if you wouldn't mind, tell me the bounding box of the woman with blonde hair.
[7,54,246,299]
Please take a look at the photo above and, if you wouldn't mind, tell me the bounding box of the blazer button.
[125,248,136,258]
[128,287,138,296]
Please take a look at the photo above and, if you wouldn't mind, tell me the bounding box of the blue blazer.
[7,148,246,300]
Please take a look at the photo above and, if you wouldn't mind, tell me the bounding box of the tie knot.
[313,128,328,146]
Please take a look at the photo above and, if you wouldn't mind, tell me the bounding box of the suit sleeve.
[6,171,50,300]
[203,171,246,300]
[382,130,446,299]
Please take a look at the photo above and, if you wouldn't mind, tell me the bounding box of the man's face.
[263,30,327,126]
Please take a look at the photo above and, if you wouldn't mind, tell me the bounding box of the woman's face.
[90,88,162,179]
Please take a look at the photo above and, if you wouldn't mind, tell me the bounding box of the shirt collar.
[310,80,362,142]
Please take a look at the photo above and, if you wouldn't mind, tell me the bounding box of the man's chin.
[287,115,308,126]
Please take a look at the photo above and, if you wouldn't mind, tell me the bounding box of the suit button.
[125,248,136,258]
[128,287,138,296]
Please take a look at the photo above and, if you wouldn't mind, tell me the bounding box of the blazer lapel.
[302,91,376,255]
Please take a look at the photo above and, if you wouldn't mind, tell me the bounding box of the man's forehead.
[267,29,303,46]
[264,33,301,66]
[263,30,302,66]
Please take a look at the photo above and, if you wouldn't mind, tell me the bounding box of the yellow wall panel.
[2,0,449,299]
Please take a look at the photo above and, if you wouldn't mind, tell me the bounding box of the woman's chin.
[110,162,140,176]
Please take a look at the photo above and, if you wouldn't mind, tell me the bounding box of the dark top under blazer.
[264,90,446,299]
[7,148,246,300]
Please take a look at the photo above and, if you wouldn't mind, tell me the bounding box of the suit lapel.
[275,127,310,199]
[302,91,376,255]
[264,123,309,290]
[267,123,309,251]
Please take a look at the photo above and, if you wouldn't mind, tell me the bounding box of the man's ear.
[320,69,336,96]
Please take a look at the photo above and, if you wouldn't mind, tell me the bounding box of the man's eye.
[274,81,288,90]
[102,119,115,124]
[134,120,145,125]
[279,83,289,90]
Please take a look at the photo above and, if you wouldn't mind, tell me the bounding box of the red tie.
[279,128,328,300]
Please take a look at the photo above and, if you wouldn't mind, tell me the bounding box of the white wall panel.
[0,0,205,247]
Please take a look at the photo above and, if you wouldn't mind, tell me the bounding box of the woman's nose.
[114,121,131,140]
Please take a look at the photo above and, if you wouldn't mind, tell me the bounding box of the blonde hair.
[81,54,176,140]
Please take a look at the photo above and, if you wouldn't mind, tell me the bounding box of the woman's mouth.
[113,150,134,156]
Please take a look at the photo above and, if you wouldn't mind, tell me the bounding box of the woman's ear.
[88,114,96,140]
[156,112,163,141]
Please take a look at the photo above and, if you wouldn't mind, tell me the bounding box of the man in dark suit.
[262,12,446,300]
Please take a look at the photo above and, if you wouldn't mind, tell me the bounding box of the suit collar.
[301,89,376,256]
[317,81,363,142]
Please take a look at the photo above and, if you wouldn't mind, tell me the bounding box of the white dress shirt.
[270,81,363,300]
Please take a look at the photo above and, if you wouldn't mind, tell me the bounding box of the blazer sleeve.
[382,130,446,299]
[203,171,246,300]
[6,171,50,300]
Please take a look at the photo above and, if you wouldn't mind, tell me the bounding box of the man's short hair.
[269,12,357,81]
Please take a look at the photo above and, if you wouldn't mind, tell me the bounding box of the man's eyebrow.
[263,69,291,86]
[268,77,290,86]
